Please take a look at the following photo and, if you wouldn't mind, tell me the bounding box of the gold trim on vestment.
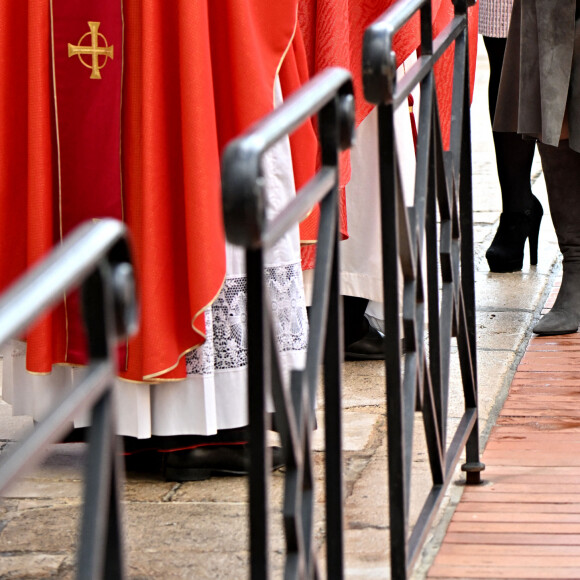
[21,272,224,384]
[277,11,321,249]
[119,2,125,224]
[119,1,128,370]
[49,0,70,362]
[273,7,298,105]
[141,276,226,382]
[25,360,85,376]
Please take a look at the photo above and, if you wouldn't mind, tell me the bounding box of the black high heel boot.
[485,195,543,272]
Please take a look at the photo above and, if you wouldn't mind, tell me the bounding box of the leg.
[533,140,580,334]
[483,36,543,272]
[485,35,537,212]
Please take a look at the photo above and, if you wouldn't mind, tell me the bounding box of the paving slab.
[0,555,69,580]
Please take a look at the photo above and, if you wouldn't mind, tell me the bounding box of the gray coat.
[494,0,580,152]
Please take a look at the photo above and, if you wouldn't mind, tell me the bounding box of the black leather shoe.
[345,325,386,360]
[163,444,284,482]
[124,449,163,475]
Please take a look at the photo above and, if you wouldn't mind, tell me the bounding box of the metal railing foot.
[461,461,485,485]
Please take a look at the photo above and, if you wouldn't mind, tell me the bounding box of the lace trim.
[185,263,308,375]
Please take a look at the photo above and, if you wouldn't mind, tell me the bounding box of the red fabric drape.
[0,2,60,369]
[433,1,480,149]
[289,0,479,269]
[0,1,298,382]
[121,0,226,381]
[0,0,475,378]
[208,1,298,147]
[278,26,320,226]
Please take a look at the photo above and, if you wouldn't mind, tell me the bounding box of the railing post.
[363,0,483,576]
[379,98,409,577]
[77,262,127,580]
[455,0,485,486]
[247,244,270,579]
[221,68,354,579]
[319,96,346,580]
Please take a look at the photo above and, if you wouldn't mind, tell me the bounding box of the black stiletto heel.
[485,195,543,272]
[528,204,542,266]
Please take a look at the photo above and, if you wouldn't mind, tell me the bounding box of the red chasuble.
[0,1,60,371]
[0,0,300,383]
[123,0,299,380]
[207,1,299,149]
[432,1,479,150]
[0,0,228,382]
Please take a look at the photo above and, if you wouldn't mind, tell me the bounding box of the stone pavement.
[0,39,563,579]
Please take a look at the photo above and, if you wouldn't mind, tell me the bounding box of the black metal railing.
[363,0,482,576]
[0,219,137,580]
[222,67,354,579]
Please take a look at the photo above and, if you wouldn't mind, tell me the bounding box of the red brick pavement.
[428,283,580,579]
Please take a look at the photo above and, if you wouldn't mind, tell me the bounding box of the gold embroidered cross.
[68,21,114,80]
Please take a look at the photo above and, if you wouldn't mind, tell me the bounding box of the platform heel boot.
[485,195,543,272]
[485,126,542,272]
[533,140,580,335]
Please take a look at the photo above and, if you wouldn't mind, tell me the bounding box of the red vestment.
[0,0,298,383]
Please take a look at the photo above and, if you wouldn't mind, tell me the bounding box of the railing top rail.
[363,0,430,105]
[366,0,429,38]
[365,0,474,38]
[0,218,134,578]
[363,0,476,105]
[225,67,352,163]
[0,219,131,347]
[221,67,354,248]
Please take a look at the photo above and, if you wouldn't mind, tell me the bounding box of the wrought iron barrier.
[0,219,137,580]
[363,0,482,576]
[222,67,354,579]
